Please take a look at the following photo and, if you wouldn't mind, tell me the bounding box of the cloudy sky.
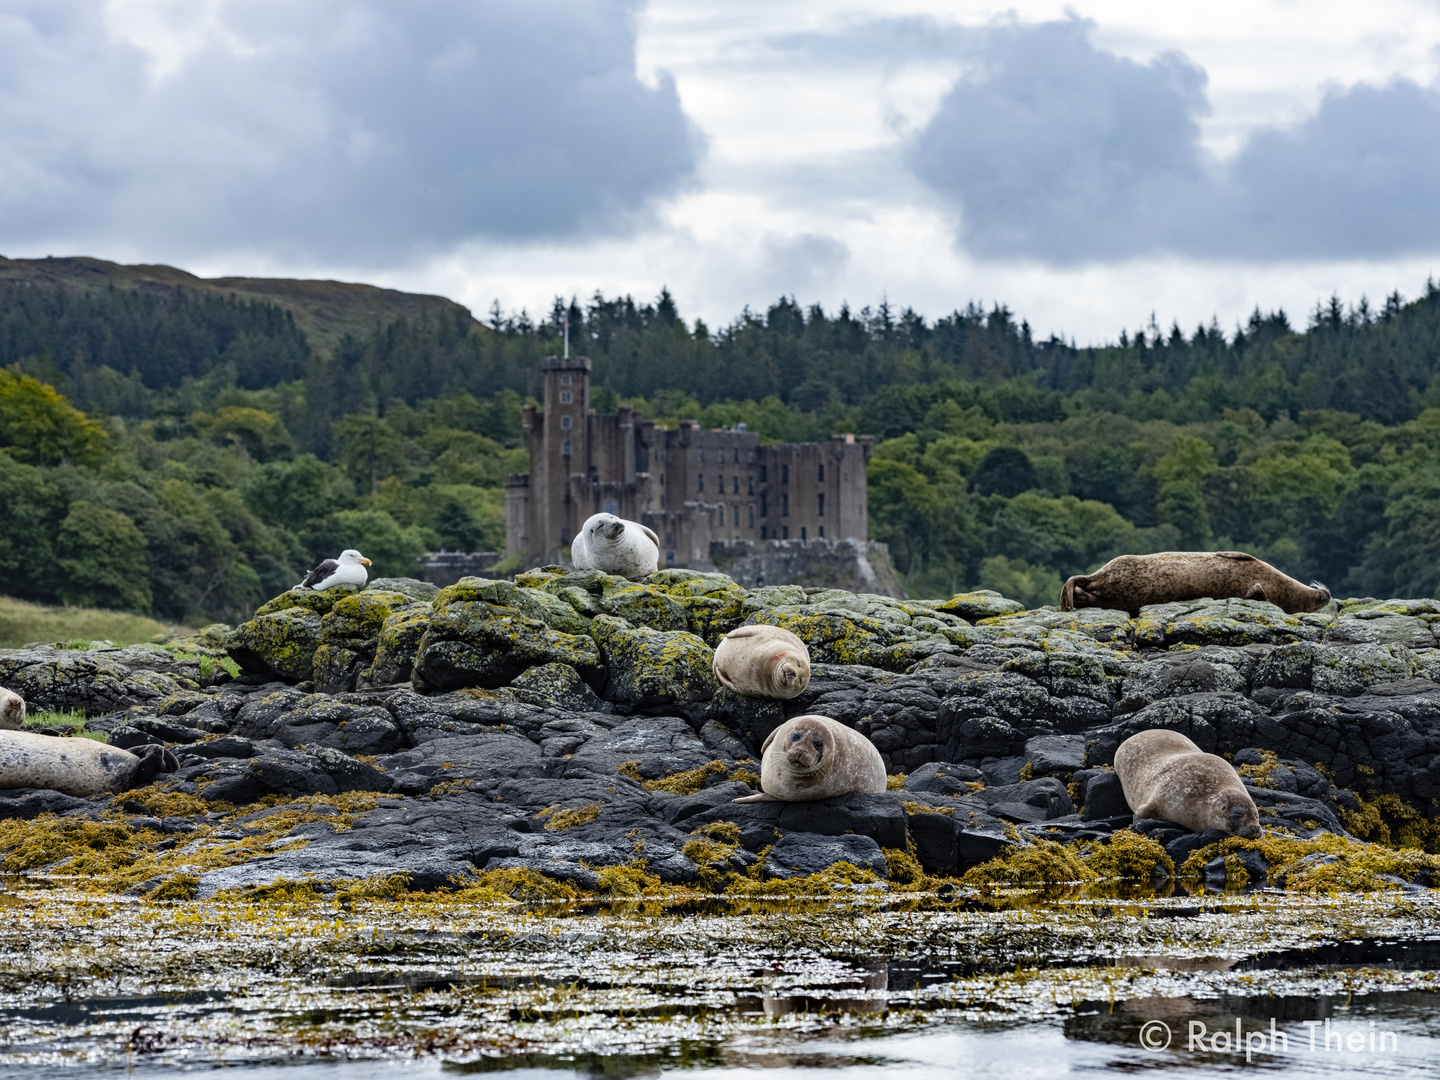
[4,0,1440,343]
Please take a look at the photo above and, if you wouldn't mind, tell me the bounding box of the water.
[4,884,1440,1077]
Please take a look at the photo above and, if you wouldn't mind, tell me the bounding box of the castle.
[505,356,873,569]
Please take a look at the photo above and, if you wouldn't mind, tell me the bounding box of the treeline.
[3,274,1440,624]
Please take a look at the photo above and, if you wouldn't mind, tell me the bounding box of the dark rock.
[980,756,1026,785]
[1023,734,1088,776]
[974,777,1073,820]
[182,736,256,760]
[765,833,887,879]
[1075,770,1130,820]
[566,715,716,782]
[0,788,97,820]
[957,828,1016,868]
[903,761,985,795]
[1166,828,1230,866]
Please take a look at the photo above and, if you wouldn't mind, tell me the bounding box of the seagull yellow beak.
[360,557,371,565]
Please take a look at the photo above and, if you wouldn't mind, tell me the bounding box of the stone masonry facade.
[505,357,873,568]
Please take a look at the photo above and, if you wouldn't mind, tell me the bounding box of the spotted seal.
[733,714,887,803]
[1113,729,1261,838]
[713,625,811,700]
[0,688,24,730]
[1061,551,1330,616]
[0,731,180,797]
[570,513,660,580]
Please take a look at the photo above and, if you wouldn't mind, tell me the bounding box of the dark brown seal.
[1113,729,1261,838]
[1061,551,1330,616]
[732,714,887,803]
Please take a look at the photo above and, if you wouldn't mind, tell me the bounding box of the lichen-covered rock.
[588,615,718,709]
[746,606,955,671]
[312,590,420,694]
[226,608,324,682]
[411,579,602,692]
[363,608,431,687]
[658,572,753,645]
[926,590,1025,621]
[254,586,359,617]
[0,647,189,715]
[1134,598,1320,649]
[366,577,440,604]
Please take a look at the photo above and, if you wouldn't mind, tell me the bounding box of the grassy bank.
[0,595,189,649]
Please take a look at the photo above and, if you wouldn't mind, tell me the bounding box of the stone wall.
[416,552,502,588]
[708,538,906,597]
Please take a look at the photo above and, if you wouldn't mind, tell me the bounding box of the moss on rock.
[226,608,324,682]
[589,614,718,707]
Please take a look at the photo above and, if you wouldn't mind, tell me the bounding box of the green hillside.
[0,254,481,360]
[2,256,1438,621]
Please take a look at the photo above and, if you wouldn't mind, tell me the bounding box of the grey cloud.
[906,17,1440,262]
[759,232,849,295]
[0,0,701,264]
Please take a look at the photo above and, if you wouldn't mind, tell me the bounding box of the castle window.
[604,499,619,515]
[748,476,754,494]
[782,494,789,517]
[561,441,571,456]
[818,463,825,481]
[818,493,825,516]
[718,505,725,525]
[560,415,572,430]
[760,526,767,539]
[759,464,768,482]
[782,526,789,539]
[818,526,824,537]
[748,504,755,527]
[781,464,789,484]
[698,475,703,492]
[717,475,723,492]
[733,449,739,464]
[560,373,572,385]
[667,550,675,564]
[760,494,767,517]
[559,390,573,404]
[801,526,807,540]
[732,476,739,494]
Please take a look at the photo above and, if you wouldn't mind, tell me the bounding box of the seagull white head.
[339,549,372,566]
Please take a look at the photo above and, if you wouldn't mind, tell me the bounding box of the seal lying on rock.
[713,625,811,699]
[1061,551,1330,616]
[733,714,886,803]
[0,688,24,730]
[0,731,180,797]
[571,513,660,580]
[1114,729,1261,838]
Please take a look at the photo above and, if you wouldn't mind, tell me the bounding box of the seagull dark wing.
[300,559,339,589]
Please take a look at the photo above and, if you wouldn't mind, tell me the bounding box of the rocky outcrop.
[3,576,1440,893]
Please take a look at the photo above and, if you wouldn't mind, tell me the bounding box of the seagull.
[296,549,371,591]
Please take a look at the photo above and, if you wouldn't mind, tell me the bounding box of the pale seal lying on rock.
[1113,729,1261,838]
[733,714,887,803]
[0,731,180,797]
[713,625,811,699]
[0,688,24,730]
[571,513,660,580]
[1061,551,1331,616]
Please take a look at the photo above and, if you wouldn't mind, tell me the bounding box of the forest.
[2,270,1439,622]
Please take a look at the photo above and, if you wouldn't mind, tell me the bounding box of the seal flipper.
[1244,582,1269,602]
[129,744,181,787]
[732,792,778,803]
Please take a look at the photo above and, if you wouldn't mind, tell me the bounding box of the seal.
[0,688,24,731]
[1061,551,1330,616]
[1113,729,1261,838]
[713,625,811,700]
[570,512,660,580]
[733,714,887,803]
[0,731,180,797]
